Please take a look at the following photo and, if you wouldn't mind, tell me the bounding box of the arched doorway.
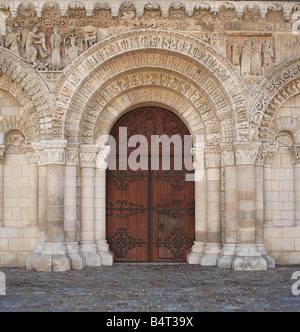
[106,107,195,262]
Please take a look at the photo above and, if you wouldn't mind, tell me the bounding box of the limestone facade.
[0,1,299,271]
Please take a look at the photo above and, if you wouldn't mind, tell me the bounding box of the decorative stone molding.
[119,2,136,20]
[42,1,61,20]
[31,140,67,166]
[80,145,99,168]
[97,146,111,170]
[66,149,79,166]
[290,146,300,164]
[57,30,247,143]
[93,2,111,19]
[234,142,261,166]
[144,2,162,20]
[192,146,205,170]
[0,49,53,140]
[169,2,186,20]
[221,144,235,167]
[205,147,221,169]
[250,57,300,142]
[80,70,220,144]
[17,1,37,19]
[0,145,6,164]
[68,1,86,19]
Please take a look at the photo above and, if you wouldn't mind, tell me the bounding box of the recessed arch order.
[56,30,249,145]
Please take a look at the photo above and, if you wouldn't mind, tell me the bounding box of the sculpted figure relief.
[50,28,62,67]
[262,39,275,71]
[23,26,48,63]
[241,40,252,76]
[241,39,263,76]
[228,38,240,67]
[251,39,262,76]
[6,27,21,57]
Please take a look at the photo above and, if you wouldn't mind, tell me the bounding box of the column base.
[28,243,71,272]
[187,242,204,265]
[67,243,86,270]
[232,245,268,271]
[81,242,102,267]
[200,243,221,267]
[26,241,45,270]
[97,240,114,266]
[257,244,275,269]
[217,244,236,269]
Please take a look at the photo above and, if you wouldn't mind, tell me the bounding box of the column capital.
[32,140,68,166]
[204,146,221,169]
[260,143,279,166]
[80,145,100,168]
[66,144,80,166]
[192,145,205,170]
[97,145,111,170]
[0,145,6,164]
[24,144,38,164]
[290,145,300,165]
[221,143,236,167]
[234,142,261,166]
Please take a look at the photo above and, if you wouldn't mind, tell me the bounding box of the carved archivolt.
[91,87,206,145]
[79,70,221,144]
[57,30,248,143]
[250,57,300,142]
[0,49,54,140]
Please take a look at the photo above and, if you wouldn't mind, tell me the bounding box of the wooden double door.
[106,107,195,262]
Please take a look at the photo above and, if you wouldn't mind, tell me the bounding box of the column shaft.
[95,167,113,265]
[65,165,85,269]
[295,164,300,225]
[80,166,101,266]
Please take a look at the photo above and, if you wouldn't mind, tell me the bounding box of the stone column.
[80,145,102,266]
[0,146,5,227]
[256,147,275,268]
[291,146,300,225]
[65,145,85,270]
[95,146,114,266]
[217,144,237,269]
[187,145,206,264]
[200,147,222,266]
[232,143,267,271]
[27,142,47,269]
[25,147,39,227]
[27,140,71,272]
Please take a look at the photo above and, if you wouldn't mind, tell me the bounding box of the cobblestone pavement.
[0,264,300,312]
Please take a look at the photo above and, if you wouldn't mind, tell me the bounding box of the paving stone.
[0,265,299,312]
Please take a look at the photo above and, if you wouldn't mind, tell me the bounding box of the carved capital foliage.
[192,147,205,170]
[290,146,300,164]
[221,144,236,167]
[0,145,6,164]
[80,145,99,168]
[250,59,300,142]
[66,149,79,166]
[234,142,261,166]
[204,147,221,169]
[97,145,111,170]
[32,140,68,166]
